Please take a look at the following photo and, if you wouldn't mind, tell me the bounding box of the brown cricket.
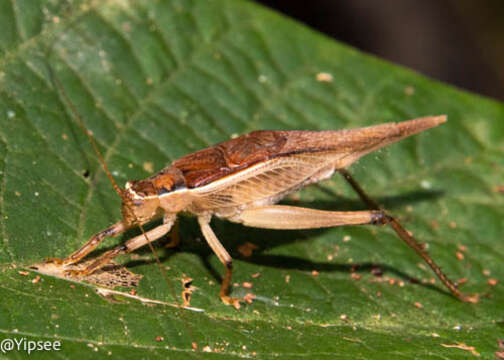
[47,115,478,307]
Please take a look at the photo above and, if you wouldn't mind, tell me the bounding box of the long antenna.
[48,60,197,345]
[53,75,123,197]
[44,6,199,351]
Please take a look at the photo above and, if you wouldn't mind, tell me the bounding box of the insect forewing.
[189,116,446,213]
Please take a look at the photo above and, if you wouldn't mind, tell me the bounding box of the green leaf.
[1,0,503,358]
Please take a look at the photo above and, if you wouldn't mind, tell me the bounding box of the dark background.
[256,0,504,101]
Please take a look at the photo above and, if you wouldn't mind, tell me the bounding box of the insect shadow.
[123,187,445,296]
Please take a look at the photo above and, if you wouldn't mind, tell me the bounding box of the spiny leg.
[338,168,478,303]
[198,215,249,309]
[46,221,126,266]
[66,217,174,277]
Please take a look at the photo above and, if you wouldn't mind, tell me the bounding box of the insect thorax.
[123,166,192,220]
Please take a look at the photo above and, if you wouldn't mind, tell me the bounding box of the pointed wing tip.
[432,114,448,125]
[398,115,447,137]
[415,114,447,128]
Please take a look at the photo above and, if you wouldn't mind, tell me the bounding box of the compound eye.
[157,186,171,196]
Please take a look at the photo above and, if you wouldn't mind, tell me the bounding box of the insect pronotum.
[44,88,478,307]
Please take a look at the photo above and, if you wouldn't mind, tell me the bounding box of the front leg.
[46,221,126,266]
[67,215,175,277]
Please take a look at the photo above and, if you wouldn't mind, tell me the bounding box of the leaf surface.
[0,0,503,358]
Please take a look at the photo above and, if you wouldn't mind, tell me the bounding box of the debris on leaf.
[143,161,154,173]
[370,266,383,277]
[404,85,415,95]
[181,276,197,308]
[316,72,333,82]
[493,185,504,194]
[440,342,480,357]
[95,288,204,312]
[350,273,361,281]
[30,259,143,288]
[463,293,480,304]
[457,278,468,286]
[237,242,258,257]
[488,278,498,286]
[244,293,256,304]
[495,339,504,359]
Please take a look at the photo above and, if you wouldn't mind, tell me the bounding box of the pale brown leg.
[46,221,126,266]
[206,207,385,308]
[198,215,246,309]
[339,169,479,303]
[66,218,175,277]
[165,219,180,248]
[234,205,387,229]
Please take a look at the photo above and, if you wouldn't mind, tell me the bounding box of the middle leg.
[198,214,251,309]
